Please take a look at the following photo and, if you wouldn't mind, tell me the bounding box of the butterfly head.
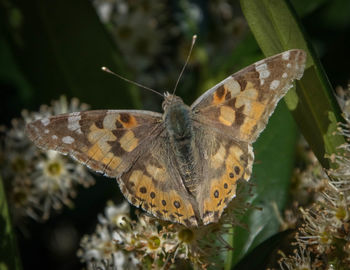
[162,92,184,112]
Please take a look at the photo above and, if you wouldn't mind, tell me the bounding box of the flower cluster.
[92,0,247,92]
[278,246,313,270]
[93,0,177,88]
[278,85,350,269]
[78,181,252,270]
[0,96,95,223]
[79,202,222,269]
[279,167,350,269]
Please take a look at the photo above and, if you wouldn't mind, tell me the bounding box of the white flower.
[1,96,94,223]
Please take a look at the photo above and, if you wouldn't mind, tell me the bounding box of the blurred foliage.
[0,176,22,270]
[0,0,350,269]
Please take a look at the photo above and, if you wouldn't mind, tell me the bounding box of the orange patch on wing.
[226,146,244,182]
[230,145,244,159]
[212,85,228,105]
[203,144,244,224]
[219,106,235,126]
[202,175,238,224]
[87,144,105,161]
[119,131,139,152]
[87,123,116,161]
[239,103,267,140]
[240,119,257,142]
[101,152,122,170]
[127,169,196,226]
[119,114,138,128]
[88,123,117,144]
[251,101,265,119]
[166,190,196,224]
[238,101,266,141]
[243,81,255,91]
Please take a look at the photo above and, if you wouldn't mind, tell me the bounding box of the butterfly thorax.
[163,95,199,195]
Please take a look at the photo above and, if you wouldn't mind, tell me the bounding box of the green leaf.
[226,101,298,267]
[290,0,328,17]
[233,230,293,270]
[0,176,22,270]
[0,0,139,110]
[240,0,345,169]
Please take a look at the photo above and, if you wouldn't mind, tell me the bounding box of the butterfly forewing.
[191,49,306,143]
[26,110,162,177]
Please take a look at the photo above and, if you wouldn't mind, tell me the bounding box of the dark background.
[1,0,350,269]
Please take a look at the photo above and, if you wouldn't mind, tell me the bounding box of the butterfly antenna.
[171,34,197,97]
[101,67,163,98]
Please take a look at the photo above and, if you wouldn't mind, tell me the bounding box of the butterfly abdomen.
[164,99,199,194]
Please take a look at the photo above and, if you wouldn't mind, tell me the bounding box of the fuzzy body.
[163,96,198,194]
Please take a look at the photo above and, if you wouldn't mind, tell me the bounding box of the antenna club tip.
[191,35,197,45]
[102,66,113,74]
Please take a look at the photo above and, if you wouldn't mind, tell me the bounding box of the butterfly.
[26,49,306,227]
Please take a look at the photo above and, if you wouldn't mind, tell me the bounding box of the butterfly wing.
[26,110,199,226]
[191,49,306,224]
[193,127,253,225]
[191,49,306,143]
[26,110,162,177]
[118,136,200,227]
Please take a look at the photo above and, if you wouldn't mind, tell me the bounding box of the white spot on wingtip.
[282,72,288,78]
[68,112,82,134]
[255,62,270,86]
[41,117,50,126]
[270,80,280,90]
[62,136,75,144]
[282,51,290,60]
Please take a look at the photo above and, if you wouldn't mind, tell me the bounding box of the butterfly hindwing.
[193,125,254,224]
[191,49,306,143]
[118,136,199,227]
[26,110,162,177]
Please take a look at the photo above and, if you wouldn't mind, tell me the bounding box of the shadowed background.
[1,0,350,269]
